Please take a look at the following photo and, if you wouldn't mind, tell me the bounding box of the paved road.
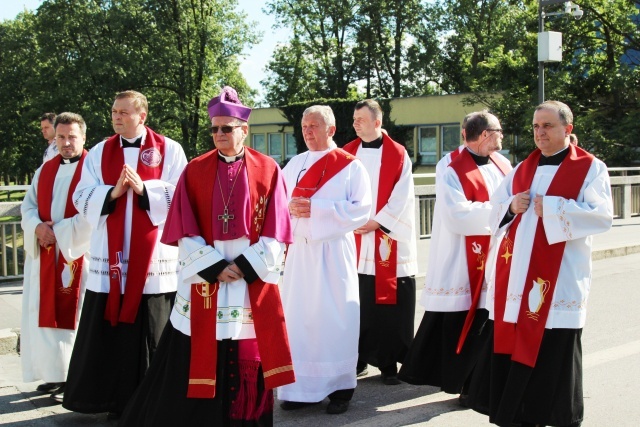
[2,252,639,426]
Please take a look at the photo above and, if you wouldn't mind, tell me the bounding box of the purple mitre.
[207,86,251,121]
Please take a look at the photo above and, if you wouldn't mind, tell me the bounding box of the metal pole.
[538,1,545,104]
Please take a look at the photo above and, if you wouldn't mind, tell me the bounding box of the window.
[442,125,461,157]
[419,127,437,165]
[417,124,461,165]
[268,133,283,161]
[252,134,266,154]
[285,133,297,159]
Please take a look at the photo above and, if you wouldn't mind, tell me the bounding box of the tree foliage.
[279,98,414,162]
[0,0,258,180]
[263,0,640,166]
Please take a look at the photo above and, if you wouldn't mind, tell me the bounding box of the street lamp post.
[537,1,584,104]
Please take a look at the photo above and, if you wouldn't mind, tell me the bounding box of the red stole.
[184,148,294,398]
[102,127,166,326]
[448,150,509,353]
[450,146,463,162]
[494,145,593,367]
[291,148,355,198]
[37,151,87,330]
[344,135,404,304]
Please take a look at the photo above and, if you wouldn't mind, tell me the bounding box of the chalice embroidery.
[527,277,550,321]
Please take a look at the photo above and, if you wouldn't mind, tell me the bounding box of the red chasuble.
[101,127,166,326]
[37,151,87,330]
[344,135,404,304]
[180,148,294,399]
[494,144,593,367]
[447,149,510,353]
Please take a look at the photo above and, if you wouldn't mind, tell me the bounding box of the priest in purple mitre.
[119,87,295,426]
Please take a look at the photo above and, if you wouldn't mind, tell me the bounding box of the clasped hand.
[217,263,244,283]
[35,221,56,248]
[510,189,544,218]
[110,164,144,200]
[289,197,311,218]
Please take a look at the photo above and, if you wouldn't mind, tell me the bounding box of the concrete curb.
[592,245,640,261]
[0,328,19,356]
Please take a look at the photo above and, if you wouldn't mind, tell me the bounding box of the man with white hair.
[278,105,372,415]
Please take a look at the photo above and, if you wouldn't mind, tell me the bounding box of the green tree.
[356,0,432,98]
[34,0,259,159]
[0,0,259,178]
[439,0,640,165]
[261,33,324,106]
[264,0,362,104]
[0,12,43,183]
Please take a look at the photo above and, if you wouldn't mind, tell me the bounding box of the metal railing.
[2,168,639,279]
[414,169,640,238]
[1,221,23,281]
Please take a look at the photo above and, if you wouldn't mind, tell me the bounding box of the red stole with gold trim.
[37,151,87,329]
[291,148,355,198]
[344,135,404,304]
[102,127,166,326]
[448,150,509,352]
[185,148,295,398]
[494,145,593,367]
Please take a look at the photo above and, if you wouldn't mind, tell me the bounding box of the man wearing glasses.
[278,105,372,415]
[400,111,512,406]
[119,86,295,426]
[468,101,613,427]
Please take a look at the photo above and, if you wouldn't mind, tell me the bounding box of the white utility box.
[538,31,563,62]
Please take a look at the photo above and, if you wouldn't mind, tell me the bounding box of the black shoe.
[36,382,64,393]
[326,399,350,414]
[356,364,368,378]
[381,373,402,385]
[279,400,321,411]
[107,412,121,421]
[458,393,469,407]
[50,384,65,404]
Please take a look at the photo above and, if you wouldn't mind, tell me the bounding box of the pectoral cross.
[218,208,234,234]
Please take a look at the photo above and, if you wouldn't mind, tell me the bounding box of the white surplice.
[72,131,187,295]
[43,142,58,164]
[487,154,613,329]
[351,145,418,277]
[420,149,511,312]
[20,161,91,383]
[278,145,372,402]
[171,235,286,340]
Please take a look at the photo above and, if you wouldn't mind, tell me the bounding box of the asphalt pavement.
[1,217,639,426]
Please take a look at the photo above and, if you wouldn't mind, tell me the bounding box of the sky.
[0,0,289,102]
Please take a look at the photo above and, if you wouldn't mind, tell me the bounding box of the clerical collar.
[465,147,490,165]
[60,154,82,164]
[539,147,569,166]
[361,135,383,149]
[121,134,143,148]
[218,147,245,163]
